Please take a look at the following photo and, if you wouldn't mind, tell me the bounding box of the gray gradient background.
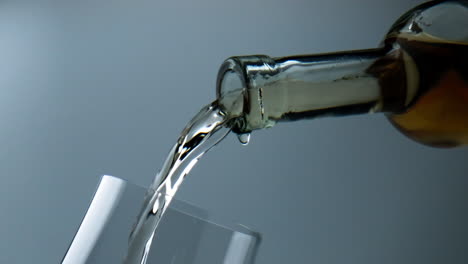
[0,0,467,263]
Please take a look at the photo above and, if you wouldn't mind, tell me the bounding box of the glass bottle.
[216,0,468,147]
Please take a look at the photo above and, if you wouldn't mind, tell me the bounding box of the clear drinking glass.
[62,175,261,264]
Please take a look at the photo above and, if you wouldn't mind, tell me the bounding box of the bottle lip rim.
[216,55,273,98]
[216,57,246,99]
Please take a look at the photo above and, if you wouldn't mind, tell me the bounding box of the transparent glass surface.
[62,175,261,264]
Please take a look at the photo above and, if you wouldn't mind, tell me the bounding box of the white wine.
[384,33,468,147]
[124,102,231,263]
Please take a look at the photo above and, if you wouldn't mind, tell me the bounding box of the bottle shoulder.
[383,1,468,147]
[386,0,468,44]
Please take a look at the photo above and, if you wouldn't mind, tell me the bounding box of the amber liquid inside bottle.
[379,33,468,147]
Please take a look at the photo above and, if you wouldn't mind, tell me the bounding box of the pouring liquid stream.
[124,100,233,264]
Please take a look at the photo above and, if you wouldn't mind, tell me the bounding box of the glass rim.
[62,174,261,264]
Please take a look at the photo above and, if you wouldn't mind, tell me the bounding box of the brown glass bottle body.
[373,33,468,147]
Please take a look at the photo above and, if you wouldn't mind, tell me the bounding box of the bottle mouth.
[216,58,245,99]
[215,55,275,133]
[216,55,273,100]
[216,58,247,121]
[218,70,244,102]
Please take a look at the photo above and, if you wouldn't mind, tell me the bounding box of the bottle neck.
[217,48,406,132]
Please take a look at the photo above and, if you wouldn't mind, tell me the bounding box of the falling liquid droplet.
[237,133,251,145]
